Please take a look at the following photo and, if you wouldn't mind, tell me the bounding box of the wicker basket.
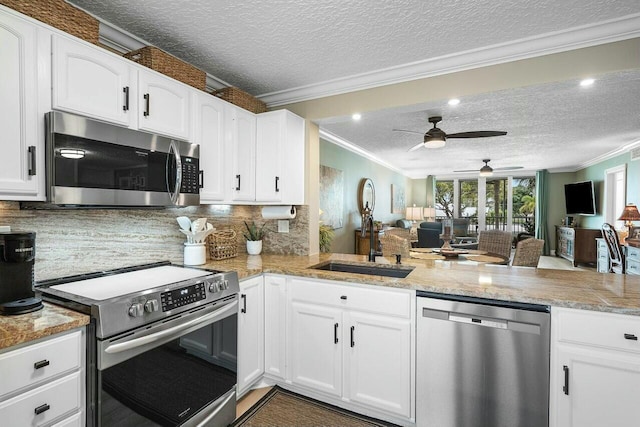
[124,46,206,90]
[1,0,99,44]
[213,87,267,113]
[207,230,238,260]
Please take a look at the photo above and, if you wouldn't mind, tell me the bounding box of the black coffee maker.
[0,231,43,315]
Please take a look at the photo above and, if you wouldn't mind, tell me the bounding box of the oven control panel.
[160,282,207,312]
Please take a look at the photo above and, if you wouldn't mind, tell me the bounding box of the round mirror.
[358,178,375,214]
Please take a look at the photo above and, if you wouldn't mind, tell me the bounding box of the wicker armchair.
[477,230,512,260]
[512,238,544,267]
[379,233,410,258]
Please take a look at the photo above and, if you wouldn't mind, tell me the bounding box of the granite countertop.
[0,302,90,351]
[201,253,640,316]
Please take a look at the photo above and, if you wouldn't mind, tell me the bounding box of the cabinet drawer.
[596,239,607,250]
[51,412,83,427]
[627,246,640,262]
[0,330,82,398]
[597,260,609,273]
[289,278,412,318]
[0,371,82,427]
[627,259,640,275]
[556,308,640,354]
[597,250,609,260]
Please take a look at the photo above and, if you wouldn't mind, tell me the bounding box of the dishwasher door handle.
[449,313,508,329]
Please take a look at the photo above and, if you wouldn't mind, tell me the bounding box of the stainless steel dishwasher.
[416,291,550,427]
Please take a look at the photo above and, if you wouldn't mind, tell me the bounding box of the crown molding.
[319,129,411,178]
[575,138,640,170]
[259,13,640,107]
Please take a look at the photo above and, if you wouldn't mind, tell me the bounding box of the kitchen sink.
[310,261,415,278]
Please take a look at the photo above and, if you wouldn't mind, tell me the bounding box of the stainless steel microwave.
[45,111,200,207]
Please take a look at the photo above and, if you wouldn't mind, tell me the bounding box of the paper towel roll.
[262,205,297,219]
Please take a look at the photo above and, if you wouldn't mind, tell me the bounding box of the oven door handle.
[104,301,237,354]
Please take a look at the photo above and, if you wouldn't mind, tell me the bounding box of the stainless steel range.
[36,261,240,427]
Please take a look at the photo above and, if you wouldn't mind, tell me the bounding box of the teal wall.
[320,139,412,254]
[576,152,640,228]
[546,172,577,251]
[545,152,640,251]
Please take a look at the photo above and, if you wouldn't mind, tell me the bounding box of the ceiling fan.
[393,116,507,151]
[454,159,524,176]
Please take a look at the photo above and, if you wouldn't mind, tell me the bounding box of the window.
[435,180,454,218]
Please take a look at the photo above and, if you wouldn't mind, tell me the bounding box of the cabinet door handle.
[624,333,638,341]
[123,86,130,111]
[235,174,241,191]
[34,403,50,415]
[143,93,150,116]
[562,365,569,395]
[340,295,347,300]
[275,176,280,192]
[334,323,339,344]
[350,326,355,347]
[240,294,247,313]
[28,146,36,176]
[34,359,50,370]
[199,170,204,188]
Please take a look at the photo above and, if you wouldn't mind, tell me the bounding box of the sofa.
[417,222,442,248]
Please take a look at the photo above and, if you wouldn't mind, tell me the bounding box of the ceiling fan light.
[479,165,493,176]
[424,139,446,149]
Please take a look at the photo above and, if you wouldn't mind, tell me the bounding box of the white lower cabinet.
[237,276,264,396]
[0,328,85,427]
[264,275,287,380]
[286,277,415,421]
[290,301,343,397]
[551,307,640,427]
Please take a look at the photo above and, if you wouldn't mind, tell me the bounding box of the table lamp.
[423,207,436,222]
[406,205,424,225]
[618,203,640,237]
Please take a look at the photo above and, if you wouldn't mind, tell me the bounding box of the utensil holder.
[184,243,206,265]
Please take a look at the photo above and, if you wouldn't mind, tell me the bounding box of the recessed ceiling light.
[580,78,595,87]
[448,98,460,106]
[352,113,361,121]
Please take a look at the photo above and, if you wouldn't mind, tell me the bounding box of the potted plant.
[243,221,266,255]
[319,224,334,253]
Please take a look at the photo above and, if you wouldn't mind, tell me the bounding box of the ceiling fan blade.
[446,131,508,138]
[408,142,425,152]
[453,169,479,173]
[393,128,424,135]
[493,166,524,171]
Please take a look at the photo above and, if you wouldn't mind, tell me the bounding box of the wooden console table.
[555,226,601,267]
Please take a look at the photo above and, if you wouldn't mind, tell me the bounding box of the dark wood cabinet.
[556,226,602,267]
[354,229,380,255]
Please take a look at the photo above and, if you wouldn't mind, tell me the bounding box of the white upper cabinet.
[52,35,135,127]
[226,105,256,202]
[137,68,191,140]
[255,110,305,204]
[52,34,191,141]
[0,9,48,200]
[193,91,226,202]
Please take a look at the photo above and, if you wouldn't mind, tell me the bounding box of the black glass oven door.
[98,314,237,427]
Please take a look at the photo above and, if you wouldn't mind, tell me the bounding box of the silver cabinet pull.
[241,294,247,313]
[334,323,339,344]
[350,326,355,347]
[275,176,280,192]
[235,174,241,191]
[563,365,569,395]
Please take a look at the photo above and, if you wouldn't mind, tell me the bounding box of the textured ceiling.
[68,0,640,96]
[318,70,640,177]
[65,0,640,177]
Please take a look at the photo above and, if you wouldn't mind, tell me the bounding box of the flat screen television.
[564,181,596,215]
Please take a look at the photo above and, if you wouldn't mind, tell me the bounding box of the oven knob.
[208,281,220,293]
[128,303,144,317]
[220,280,229,290]
[144,299,159,313]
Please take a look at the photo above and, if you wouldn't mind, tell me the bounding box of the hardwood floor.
[236,387,273,418]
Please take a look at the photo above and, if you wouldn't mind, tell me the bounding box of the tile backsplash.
[0,202,309,281]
